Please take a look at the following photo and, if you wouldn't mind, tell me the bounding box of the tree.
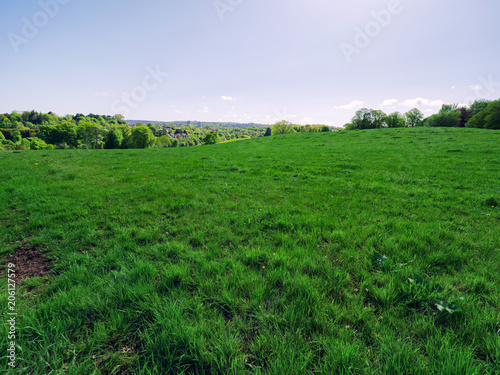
[158,135,172,148]
[349,109,386,130]
[1,117,11,128]
[439,104,459,114]
[104,127,124,149]
[405,108,424,127]
[271,120,295,135]
[264,127,272,136]
[425,111,460,127]
[203,131,219,145]
[469,100,491,117]
[466,100,500,129]
[78,121,104,149]
[485,107,500,129]
[385,112,406,128]
[458,107,473,127]
[131,125,155,148]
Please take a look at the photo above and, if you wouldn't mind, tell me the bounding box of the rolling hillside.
[1,127,499,374]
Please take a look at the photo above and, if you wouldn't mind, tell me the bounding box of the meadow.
[0,127,499,374]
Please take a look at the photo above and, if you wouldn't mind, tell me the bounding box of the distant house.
[167,133,189,139]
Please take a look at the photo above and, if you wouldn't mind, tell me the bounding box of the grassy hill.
[1,127,499,374]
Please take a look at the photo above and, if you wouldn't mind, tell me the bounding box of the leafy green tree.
[385,112,406,128]
[439,104,459,114]
[158,135,172,148]
[41,113,56,125]
[466,100,500,129]
[469,100,491,117]
[321,125,331,132]
[349,109,387,130]
[203,131,219,145]
[104,127,124,149]
[271,120,295,135]
[405,108,424,127]
[426,111,461,127]
[131,125,155,148]
[484,105,500,129]
[1,117,11,128]
[79,122,105,149]
[58,121,78,148]
[9,112,22,124]
[264,127,272,136]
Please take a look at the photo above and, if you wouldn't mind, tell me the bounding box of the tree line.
[269,121,331,135]
[344,99,500,130]
[0,111,268,151]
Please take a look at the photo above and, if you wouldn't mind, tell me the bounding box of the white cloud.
[334,100,364,110]
[381,99,398,106]
[451,85,456,90]
[221,96,236,101]
[470,84,482,91]
[400,97,444,108]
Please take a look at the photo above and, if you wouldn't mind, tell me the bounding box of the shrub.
[24,137,48,150]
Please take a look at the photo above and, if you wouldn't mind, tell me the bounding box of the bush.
[12,131,22,144]
[2,140,15,150]
[20,138,31,150]
[24,137,48,150]
[56,142,71,150]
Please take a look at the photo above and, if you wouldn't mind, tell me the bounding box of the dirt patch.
[2,244,51,281]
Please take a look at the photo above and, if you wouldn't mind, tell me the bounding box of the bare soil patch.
[2,244,51,281]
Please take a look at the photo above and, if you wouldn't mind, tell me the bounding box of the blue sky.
[1,0,499,126]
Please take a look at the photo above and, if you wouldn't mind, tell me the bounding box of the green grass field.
[1,127,499,374]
